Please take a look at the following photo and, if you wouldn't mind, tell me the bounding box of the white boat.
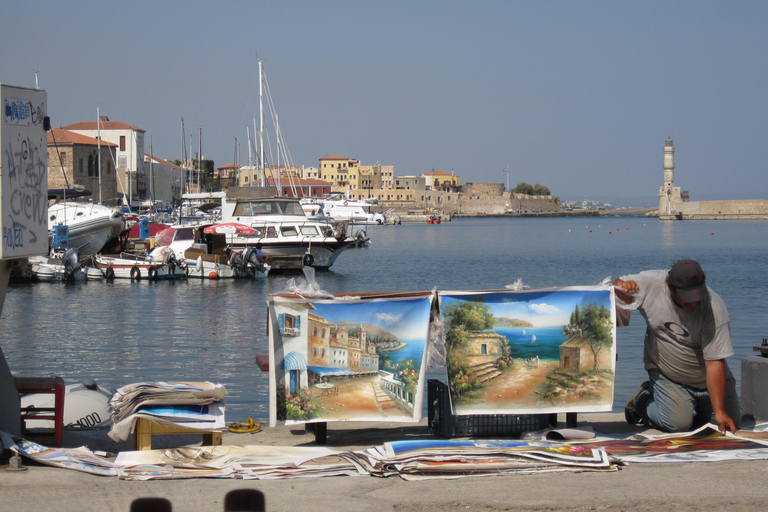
[219,189,361,270]
[94,248,187,280]
[524,356,540,368]
[530,334,537,344]
[19,381,113,429]
[29,248,94,282]
[301,194,387,225]
[48,200,125,255]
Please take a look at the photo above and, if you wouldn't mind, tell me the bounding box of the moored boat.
[95,247,186,280]
[219,188,360,270]
[47,198,125,256]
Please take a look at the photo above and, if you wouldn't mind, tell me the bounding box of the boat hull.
[95,255,187,280]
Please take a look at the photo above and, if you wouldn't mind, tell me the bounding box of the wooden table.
[132,417,223,451]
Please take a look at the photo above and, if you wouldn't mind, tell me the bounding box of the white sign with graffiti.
[1,84,48,259]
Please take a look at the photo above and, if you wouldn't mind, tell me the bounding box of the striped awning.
[281,352,307,371]
[307,366,354,377]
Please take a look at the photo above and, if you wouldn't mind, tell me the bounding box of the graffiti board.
[1,84,48,259]
[268,292,435,427]
[440,286,616,415]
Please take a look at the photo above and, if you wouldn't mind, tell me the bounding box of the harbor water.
[2,217,767,423]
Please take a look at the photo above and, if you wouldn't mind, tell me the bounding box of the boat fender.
[105,266,115,280]
[130,265,141,280]
[343,201,348,206]
[148,266,157,280]
[209,271,219,280]
[303,253,314,266]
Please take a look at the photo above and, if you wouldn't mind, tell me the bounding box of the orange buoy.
[209,271,219,280]
[711,232,714,236]
[609,231,612,234]
[589,229,592,232]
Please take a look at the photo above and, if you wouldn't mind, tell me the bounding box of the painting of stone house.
[559,336,613,374]
[466,331,505,357]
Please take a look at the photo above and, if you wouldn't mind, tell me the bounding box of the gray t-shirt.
[621,269,733,388]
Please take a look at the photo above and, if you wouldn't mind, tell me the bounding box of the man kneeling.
[614,259,739,434]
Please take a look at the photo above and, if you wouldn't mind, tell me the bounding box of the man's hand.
[714,409,737,435]
[613,279,639,294]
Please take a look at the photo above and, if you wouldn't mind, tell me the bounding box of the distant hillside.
[494,317,534,328]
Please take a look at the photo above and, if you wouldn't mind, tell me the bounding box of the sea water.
[2,216,767,422]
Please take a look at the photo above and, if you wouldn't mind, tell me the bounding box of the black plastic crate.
[428,379,550,437]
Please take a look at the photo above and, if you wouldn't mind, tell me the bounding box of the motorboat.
[185,245,270,279]
[219,188,362,270]
[301,195,387,225]
[94,247,187,280]
[48,200,125,255]
[29,248,98,282]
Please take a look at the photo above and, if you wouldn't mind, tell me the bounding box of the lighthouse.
[664,136,674,188]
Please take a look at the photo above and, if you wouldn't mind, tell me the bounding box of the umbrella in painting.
[203,223,256,235]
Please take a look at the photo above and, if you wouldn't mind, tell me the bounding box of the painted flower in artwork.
[397,359,420,395]
[276,386,319,421]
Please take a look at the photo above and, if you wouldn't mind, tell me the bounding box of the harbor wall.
[659,199,768,220]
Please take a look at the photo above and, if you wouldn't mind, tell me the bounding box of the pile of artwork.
[108,381,226,441]
[4,425,768,480]
[267,285,617,428]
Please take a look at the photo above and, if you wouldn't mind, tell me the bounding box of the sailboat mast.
[259,59,265,188]
[198,125,202,193]
[247,126,253,186]
[97,105,102,203]
[276,113,281,196]
[150,135,155,212]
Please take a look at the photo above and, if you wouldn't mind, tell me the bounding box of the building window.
[88,155,94,177]
[59,152,67,165]
[120,136,126,152]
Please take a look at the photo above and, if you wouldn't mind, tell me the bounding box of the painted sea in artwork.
[441,287,617,415]
[268,294,433,426]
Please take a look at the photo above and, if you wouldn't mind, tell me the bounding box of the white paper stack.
[108,381,227,441]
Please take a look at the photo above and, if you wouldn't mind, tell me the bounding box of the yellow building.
[318,155,360,189]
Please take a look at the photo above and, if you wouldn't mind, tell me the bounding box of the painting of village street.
[441,287,616,415]
[268,294,433,426]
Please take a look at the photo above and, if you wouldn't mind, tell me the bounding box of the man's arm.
[704,358,737,434]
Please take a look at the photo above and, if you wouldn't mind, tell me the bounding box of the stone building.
[47,129,119,205]
[61,117,146,205]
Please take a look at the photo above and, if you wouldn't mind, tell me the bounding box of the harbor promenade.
[3,413,768,512]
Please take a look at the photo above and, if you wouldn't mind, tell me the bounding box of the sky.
[3,1,766,205]
[442,290,612,327]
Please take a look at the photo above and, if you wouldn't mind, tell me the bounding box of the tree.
[442,300,495,350]
[532,183,551,195]
[513,182,534,195]
[563,302,612,371]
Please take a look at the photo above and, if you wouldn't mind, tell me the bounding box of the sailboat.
[530,334,537,345]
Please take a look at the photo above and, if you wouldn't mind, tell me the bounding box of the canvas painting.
[268,292,434,426]
[440,286,616,415]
